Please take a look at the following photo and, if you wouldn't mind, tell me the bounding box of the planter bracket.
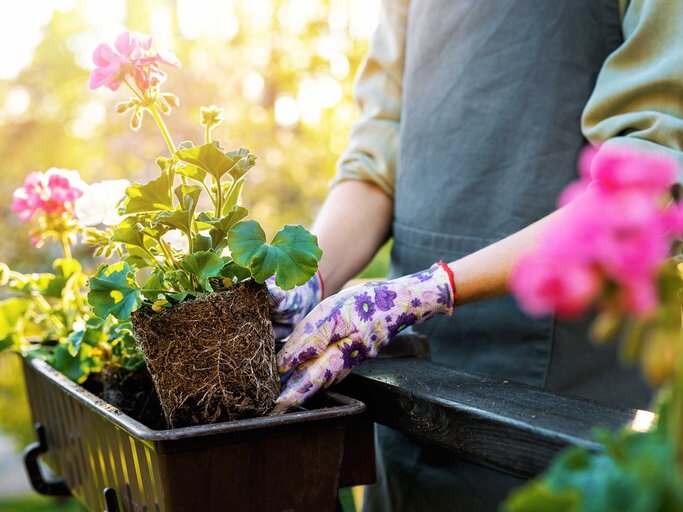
[103,487,120,512]
[23,423,71,496]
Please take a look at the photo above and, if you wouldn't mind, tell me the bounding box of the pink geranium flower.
[590,146,677,197]
[513,145,680,320]
[88,31,180,92]
[511,254,600,319]
[11,168,86,221]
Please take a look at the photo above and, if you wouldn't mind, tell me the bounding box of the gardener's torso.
[371,1,652,510]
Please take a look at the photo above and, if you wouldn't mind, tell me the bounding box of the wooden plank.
[334,358,647,478]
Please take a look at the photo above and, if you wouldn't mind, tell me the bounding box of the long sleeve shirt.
[333,0,683,197]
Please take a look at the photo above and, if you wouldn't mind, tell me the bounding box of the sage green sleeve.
[330,0,408,197]
[582,0,683,168]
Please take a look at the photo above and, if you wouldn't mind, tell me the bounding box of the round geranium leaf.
[228,221,322,290]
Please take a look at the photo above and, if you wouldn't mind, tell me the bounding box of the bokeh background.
[0,1,386,509]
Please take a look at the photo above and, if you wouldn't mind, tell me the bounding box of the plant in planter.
[505,147,683,511]
[86,31,322,428]
[0,168,145,388]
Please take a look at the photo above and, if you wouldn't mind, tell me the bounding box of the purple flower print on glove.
[272,262,457,413]
[267,271,323,339]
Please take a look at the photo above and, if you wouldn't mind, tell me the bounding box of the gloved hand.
[273,262,456,413]
[267,271,324,340]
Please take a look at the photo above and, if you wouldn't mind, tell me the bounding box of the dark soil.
[131,280,280,428]
[100,365,167,429]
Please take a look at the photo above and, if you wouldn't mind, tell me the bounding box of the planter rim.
[25,357,365,443]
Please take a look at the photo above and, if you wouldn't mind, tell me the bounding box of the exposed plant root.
[131,280,280,428]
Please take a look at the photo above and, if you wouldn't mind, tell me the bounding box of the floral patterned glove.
[267,271,324,340]
[273,262,456,413]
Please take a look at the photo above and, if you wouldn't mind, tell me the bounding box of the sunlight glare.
[0,0,75,79]
[274,95,300,127]
[178,0,239,41]
[630,409,656,433]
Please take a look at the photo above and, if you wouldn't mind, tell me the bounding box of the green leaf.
[198,206,248,251]
[0,298,30,352]
[112,223,146,249]
[192,233,213,252]
[225,148,256,181]
[54,258,82,279]
[52,344,88,383]
[154,209,193,237]
[222,178,245,215]
[124,173,174,214]
[164,269,193,291]
[88,262,141,320]
[179,251,225,291]
[176,163,207,183]
[123,246,155,269]
[174,184,203,213]
[176,142,237,181]
[228,221,322,290]
[141,268,168,301]
[219,257,251,282]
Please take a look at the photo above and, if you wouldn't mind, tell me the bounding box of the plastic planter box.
[21,357,375,512]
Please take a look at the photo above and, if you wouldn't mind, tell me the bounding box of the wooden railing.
[335,336,647,478]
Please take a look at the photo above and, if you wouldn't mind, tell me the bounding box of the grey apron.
[364,1,652,511]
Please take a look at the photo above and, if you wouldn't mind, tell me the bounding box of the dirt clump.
[100,365,166,429]
[132,280,280,428]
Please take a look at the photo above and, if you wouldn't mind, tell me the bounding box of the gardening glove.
[267,271,324,340]
[273,262,456,413]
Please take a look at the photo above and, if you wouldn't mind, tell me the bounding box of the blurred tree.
[0,0,376,270]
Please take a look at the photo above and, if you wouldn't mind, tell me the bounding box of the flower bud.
[115,101,134,114]
[200,105,224,127]
[157,98,171,114]
[130,109,143,131]
[162,93,180,108]
[0,263,10,287]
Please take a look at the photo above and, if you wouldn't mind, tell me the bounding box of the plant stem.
[60,234,72,261]
[205,124,213,144]
[214,177,223,217]
[149,104,176,155]
[159,238,181,269]
[124,79,145,101]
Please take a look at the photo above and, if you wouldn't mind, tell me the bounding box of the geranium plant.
[505,147,683,511]
[86,31,322,321]
[0,168,143,383]
[85,31,322,427]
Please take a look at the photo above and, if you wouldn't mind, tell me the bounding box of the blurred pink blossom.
[89,31,180,92]
[11,168,86,221]
[511,254,601,319]
[590,146,677,197]
[513,146,680,319]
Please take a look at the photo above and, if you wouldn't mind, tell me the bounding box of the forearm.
[448,191,591,306]
[313,180,393,296]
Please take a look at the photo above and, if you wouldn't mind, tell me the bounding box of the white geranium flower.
[162,229,190,253]
[75,179,131,226]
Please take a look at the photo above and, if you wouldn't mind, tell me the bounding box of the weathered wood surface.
[335,358,648,478]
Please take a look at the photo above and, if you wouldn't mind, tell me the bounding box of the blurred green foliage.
[0,353,32,449]
[0,495,85,512]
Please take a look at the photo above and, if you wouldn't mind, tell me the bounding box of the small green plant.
[2,169,144,383]
[86,31,322,321]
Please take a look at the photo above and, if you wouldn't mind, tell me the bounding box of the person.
[268,1,683,510]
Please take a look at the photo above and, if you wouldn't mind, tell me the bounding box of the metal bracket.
[23,423,71,496]
[103,487,120,512]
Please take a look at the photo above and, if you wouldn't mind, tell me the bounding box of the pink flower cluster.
[512,146,681,318]
[89,31,180,92]
[11,168,85,221]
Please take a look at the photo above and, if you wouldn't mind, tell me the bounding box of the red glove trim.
[437,261,457,306]
[316,270,325,300]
